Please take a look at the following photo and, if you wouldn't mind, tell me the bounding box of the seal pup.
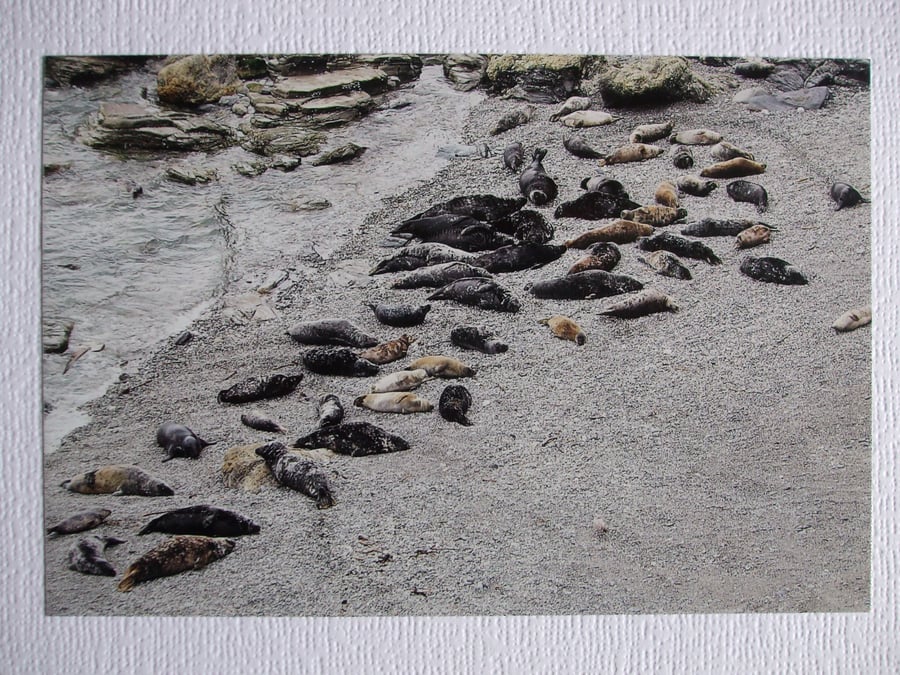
[117,535,235,591]
[450,326,509,354]
[554,192,639,220]
[390,262,492,290]
[638,232,722,265]
[218,373,304,404]
[630,120,674,144]
[316,394,344,427]
[392,213,479,238]
[503,142,524,171]
[735,224,774,249]
[255,442,334,508]
[700,158,766,179]
[519,148,558,206]
[491,209,555,244]
[599,288,678,318]
[240,410,287,434]
[564,135,604,159]
[727,180,769,212]
[61,465,174,497]
[354,392,434,414]
[138,505,261,536]
[47,508,111,536]
[528,270,644,300]
[580,176,626,195]
[427,277,521,313]
[302,347,379,377]
[287,319,378,347]
[672,145,694,169]
[439,385,473,426]
[676,175,718,197]
[405,356,475,378]
[539,315,586,345]
[67,535,125,576]
[369,243,476,275]
[155,423,216,462]
[560,110,619,127]
[472,243,566,273]
[740,257,808,285]
[568,242,621,274]
[490,106,535,135]
[680,218,764,237]
[370,368,431,393]
[638,250,692,280]
[833,306,871,332]
[598,143,665,166]
[294,421,410,457]
[564,220,654,248]
[357,335,416,365]
[654,181,679,207]
[710,141,755,161]
[620,206,688,227]
[365,302,432,327]
[830,182,867,210]
[669,129,723,145]
[549,96,592,122]
[408,195,527,223]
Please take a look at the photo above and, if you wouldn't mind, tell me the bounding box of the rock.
[593,56,713,107]
[267,54,331,76]
[232,161,269,177]
[311,143,367,166]
[806,59,870,87]
[236,55,269,80]
[356,54,423,82]
[44,56,148,87]
[777,86,830,109]
[733,87,769,103]
[697,56,734,67]
[223,292,279,323]
[157,55,240,106]
[733,60,775,78]
[767,64,807,91]
[272,67,390,99]
[296,91,375,126]
[269,155,301,172]
[485,54,587,103]
[743,95,798,112]
[165,166,219,185]
[278,196,332,212]
[43,162,72,177]
[43,318,74,354]
[442,54,488,91]
[240,125,326,157]
[221,444,277,492]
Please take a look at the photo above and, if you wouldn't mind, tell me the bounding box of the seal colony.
[43,54,870,615]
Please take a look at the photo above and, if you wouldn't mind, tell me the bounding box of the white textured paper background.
[2,1,896,672]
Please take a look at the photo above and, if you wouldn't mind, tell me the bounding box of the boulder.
[356,54,423,82]
[296,91,375,126]
[806,59,870,87]
[742,86,830,112]
[43,318,74,354]
[44,56,149,87]
[157,55,240,106]
[442,54,488,91]
[593,56,713,107]
[733,60,775,78]
[240,125,326,157]
[267,54,331,76]
[272,67,390,99]
[485,54,588,103]
[165,166,219,185]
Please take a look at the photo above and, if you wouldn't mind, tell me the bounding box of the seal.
[519,148,559,206]
[405,356,475,378]
[528,270,644,300]
[287,319,378,348]
[669,129,722,145]
[365,302,432,327]
[654,181,679,207]
[600,288,678,318]
[439,385,473,426]
[554,191,640,220]
[727,180,769,212]
[450,325,509,354]
[155,423,216,462]
[67,535,125,577]
[672,145,694,169]
[630,120,674,144]
[740,256,808,285]
[700,158,766,179]
[394,215,516,252]
[580,176,626,195]
[354,392,434,414]
[316,393,345,427]
[676,175,718,197]
[680,218,764,237]
[638,250,692,280]
[393,213,479,238]
[539,315,586,345]
[621,205,688,227]
[138,505,261,536]
[117,535,235,591]
[472,243,566,273]
[369,243,475,275]
[357,334,416,364]
[567,242,621,274]
[61,465,174,497]
[735,224,774,249]
[564,220,654,248]
[710,141,755,161]
[833,306,871,332]
[370,368,432,393]
[490,106,535,135]
[390,262,493,290]
[491,209,555,244]
[302,347,379,377]
[598,143,665,166]
[503,142,524,171]
[293,421,411,456]
[408,195,527,223]
[255,442,335,508]
[240,410,287,434]
[47,508,111,535]
[564,135,604,159]
[638,232,722,265]
[218,373,304,404]
[427,277,521,313]
[560,110,619,127]
[549,96,592,122]
[830,182,867,210]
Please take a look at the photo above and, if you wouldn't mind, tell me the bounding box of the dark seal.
[287,319,378,348]
[527,270,644,300]
[519,148,559,206]
[439,385,473,426]
[672,145,694,169]
[302,347,379,377]
[155,423,216,462]
[428,277,521,312]
[365,302,432,327]
[491,209,554,244]
[316,393,345,428]
[138,505,261,536]
[830,182,867,210]
[218,373,304,404]
[563,135,604,159]
[680,218,765,237]
[637,232,722,265]
[294,421,410,457]
[450,325,509,354]
[67,535,125,577]
[739,256,808,285]
[407,194,527,223]
[554,191,639,220]
[503,142,524,171]
[47,508,111,536]
[472,243,566,273]
[255,442,335,508]
[727,180,769,212]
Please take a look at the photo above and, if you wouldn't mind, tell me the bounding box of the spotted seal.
[554,191,639,220]
[61,465,174,497]
[302,347,379,377]
[727,180,769,212]
[47,508,112,536]
[408,195,527,223]
[138,505,261,536]
[117,535,235,591]
[354,392,434,414]
[357,334,417,364]
[316,393,345,427]
[630,120,674,144]
[450,326,509,354]
[390,262,492,290]
[255,442,335,508]
[472,243,566,273]
[405,356,475,378]
[564,135,604,159]
[638,250,692,280]
[833,306,871,332]
[549,96,592,122]
[669,129,722,145]
[621,205,688,227]
[155,423,216,462]
[654,181,679,207]
[490,106,535,135]
[427,277,521,312]
[218,373,304,404]
[503,142,524,171]
[287,319,378,348]
[700,158,766,179]
[676,175,718,197]
[293,421,410,457]
[560,110,619,127]
[672,145,694,169]
[370,368,431,393]
[740,257,808,285]
[366,302,432,327]
[528,270,644,300]
[735,224,773,249]
[600,288,678,318]
[67,535,125,576]
[710,141,755,161]
[491,209,555,244]
[519,148,558,206]
[567,242,621,274]
[439,385,473,426]
[369,243,476,275]
[539,315,586,345]
[564,220,654,248]
[598,143,665,166]
[638,232,722,265]
[830,182,867,210]
[680,218,764,237]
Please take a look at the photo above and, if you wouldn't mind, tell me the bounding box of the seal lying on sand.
[439,385,473,426]
[406,194,527,223]
[638,232,722,265]
[472,243,565,273]
[680,218,765,237]
[568,242,621,274]
[672,145,694,169]
[833,306,871,332]
[739,256,808,285]
[357,334,417,364]
[118,535,235,591]
[240,410,287,434]
[490,106,534,135]
[316,394,344,428]
[370,369,431,393]
[727,180,769,212]
[638,250,692,280]
[365,302,432,327]
[67,535,125,576]
[354,392,434,414]
[138,505,261,536]
[564,220,654,247]
[519,148,558,206]
[676,175,718,197]
[294,421,410,457]
[528,270,643,300]
[450,326,509,354]
[255,442,334,508]
[390,262,492,290]
[564,135,604,159]
[539,315,586,345]
[428,278,521,313]
[735,224,774,249]
[369,243,475,275]
[303,347,379,377]
[503,142,524,171]
[61,465,174,497]
[830,182,867,210]
[549,96,592,122]
[630,120,673,143]
[287,319,378,347]
[669,128,722,145]
[218,373,304,404]
[155,423,216,462]
[47,508,112,535]
[405,356,475,378]
[598,143,664,166]
[491,209,555,244]
[700,158,766,179]
[599,288,679,318]
[554,192,639,220]
[621,205,688,227]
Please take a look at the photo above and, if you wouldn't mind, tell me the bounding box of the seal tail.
[315,487,335,509]
[117,568,139,592]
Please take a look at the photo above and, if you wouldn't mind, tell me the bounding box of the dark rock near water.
[267,55,331,76]
[44,56,149,87]
[240,124,326,157]
[442,54,488,91]
[485,54,587,103]
[311,143,367,166]
[43,318,75,354]
[272,67,390,99]
[165,166,219,185]
[593,56,713,107]
[733,60,775,78]
[356,54,423,82]
[157,55,240,106]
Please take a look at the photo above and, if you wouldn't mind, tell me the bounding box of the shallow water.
[41,63,483,450]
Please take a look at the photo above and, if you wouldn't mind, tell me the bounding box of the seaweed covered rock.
[157,54,240,106]
[442,54,488,91]
[592,56,713,107]
[485,54,588,103]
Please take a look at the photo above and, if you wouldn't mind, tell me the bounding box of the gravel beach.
[42,60,870,616]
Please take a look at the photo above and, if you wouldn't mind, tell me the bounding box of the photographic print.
[41,53,870,616]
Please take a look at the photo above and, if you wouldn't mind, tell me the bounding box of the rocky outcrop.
[740,86,831,112]
[442,54,488,91]
[272,67,390,99]
[44,56,149,87]
[43,318,75,354]
[156,55,240,106]
[591,56,714,107]
[485,54,588,103]
[356,54,423,82]
[239,124,326,157]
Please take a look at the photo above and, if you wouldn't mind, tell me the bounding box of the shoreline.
[43,61,871,616]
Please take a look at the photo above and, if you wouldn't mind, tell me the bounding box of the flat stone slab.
[743,86,830,112]
[43,318,74,354]
[272,67,389,99]
[298,90,373,113]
